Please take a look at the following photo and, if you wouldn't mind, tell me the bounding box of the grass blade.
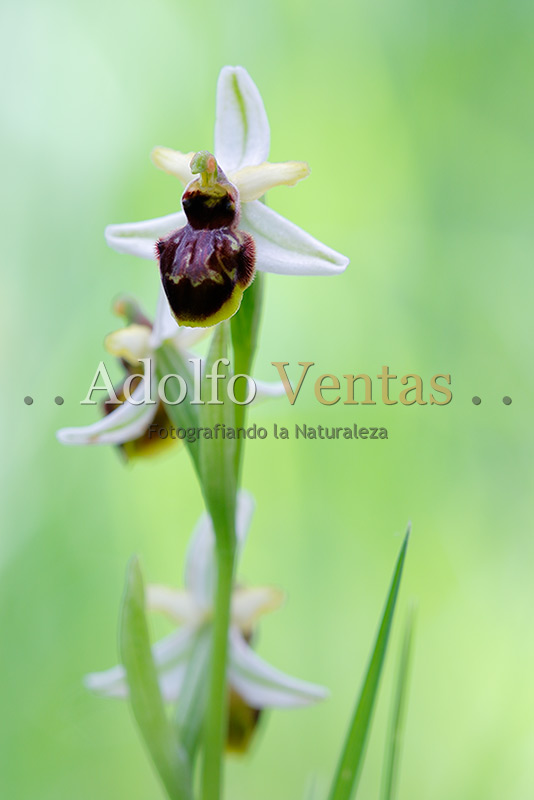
[119,556,193,800]
[381,606,416,800]
[327,527,410,800]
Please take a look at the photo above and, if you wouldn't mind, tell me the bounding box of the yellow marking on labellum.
[204,268,225,285]
[204,192,232,207]
[174,284,244,328]
[213,251,235,280]
[188,267,225,288]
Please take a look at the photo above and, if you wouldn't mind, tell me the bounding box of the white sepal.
[184,491,255,611]
[242,200,349,276]
[84,663,129,699]
[228,628,329,709]
[183,507,217,611]
[215,66,270,173]
[84,627,197,703]
[105,211,186,261]
[152,627,198,703]
[254,380,286,401]
[56,381,158,446]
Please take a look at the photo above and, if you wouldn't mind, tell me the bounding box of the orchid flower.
[56,290,283,452]
[85,492,328,750]
[105,66,349,328]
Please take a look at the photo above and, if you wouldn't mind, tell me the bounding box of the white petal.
[184,490,255,609]
[183,509,217,610]
[241,201,349,276]
[152,626,196,667]
[214,66,270,173]
[151,147,195,185]
[231,161,310,203]
[146,584,200,624]
[231,586,284,633]
[105,211,186,261]
[84,627,196,703]
[105,324,152,365]
[56,381,157,446]
[228,628,329,709]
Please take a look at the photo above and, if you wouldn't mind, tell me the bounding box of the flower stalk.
[198,322,237,799]
[202,536,236,800]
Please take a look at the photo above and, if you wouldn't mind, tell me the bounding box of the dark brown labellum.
[157,225,255,327]
[156,162,256,327]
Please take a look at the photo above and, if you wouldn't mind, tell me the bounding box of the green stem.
[201,536,236,800]
[199,322,238,800]
[230,272,264,486]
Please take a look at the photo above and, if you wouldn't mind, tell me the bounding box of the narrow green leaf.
[119,557,193,800]
[231,272,264,381]
[327,527,410,800]
[231,251,264,484]
[199,322,237,549]
[381,605,416,800]
[156,344,201,477]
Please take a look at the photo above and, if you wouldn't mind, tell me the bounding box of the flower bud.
[112,294,152,326]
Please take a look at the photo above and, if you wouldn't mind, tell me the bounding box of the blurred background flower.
[86,492,327,752]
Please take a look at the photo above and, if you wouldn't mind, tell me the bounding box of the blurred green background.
[1,0,534,798]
